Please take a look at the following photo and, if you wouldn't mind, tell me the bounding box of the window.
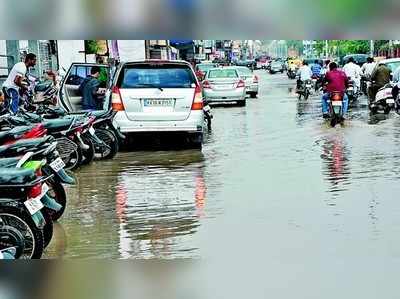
[208,69,238,79]
[65,65,109,87]
[118,64,196,88]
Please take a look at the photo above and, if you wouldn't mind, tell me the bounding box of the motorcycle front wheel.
[0,225,25,259]
[0,207,44,259]
[94,128,119,160]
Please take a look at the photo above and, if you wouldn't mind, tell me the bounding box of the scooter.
[369,83,394,115]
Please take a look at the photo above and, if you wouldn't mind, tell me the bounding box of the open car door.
[59,63,112,112]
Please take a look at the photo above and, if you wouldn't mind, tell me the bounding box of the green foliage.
[85,40,100,54]
[314,40,370,57]
[286,40,303,55]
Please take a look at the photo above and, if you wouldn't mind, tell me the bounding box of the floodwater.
[45,70,400,281]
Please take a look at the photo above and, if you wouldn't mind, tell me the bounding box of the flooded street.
[46,70,400,267]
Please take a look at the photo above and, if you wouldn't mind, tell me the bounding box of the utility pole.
[370,40,374,57]
[325,40,328,58]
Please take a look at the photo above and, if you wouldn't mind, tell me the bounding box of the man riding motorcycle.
[368,62,391,101]
[311,60,324,91]
[321,62,349,119]
[296,61,312,90]
[343,57,362,95]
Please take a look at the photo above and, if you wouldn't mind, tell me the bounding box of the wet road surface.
[46,70,400,276]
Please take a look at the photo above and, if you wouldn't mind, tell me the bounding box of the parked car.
[341,54,369,67]
[230,66,259,98]
[235,60,257,69]
[111,60,205,148]
[269,61,284,74]
[370,58,400,75]
[202,67,246,106]
[195,63,218,81]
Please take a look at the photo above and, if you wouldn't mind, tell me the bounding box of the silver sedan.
[202,68,246,106]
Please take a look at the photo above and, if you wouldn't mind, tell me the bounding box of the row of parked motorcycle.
[0,80,124,259]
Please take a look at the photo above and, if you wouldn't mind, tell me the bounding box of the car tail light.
[112,86,125,111]
[202,80,212,89]
[253,75,259,83]
[237,80,245,88]
[28,184,42,199]
[191,85,204,110]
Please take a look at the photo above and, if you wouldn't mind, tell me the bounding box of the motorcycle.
[369,83,394,115]
[287,69,297,80]
[0,137,74,222]
[297,79,312,100]
[203,100,213,131]
[0,156,53,259]
[327,92,345,127]
[346,79,359,106]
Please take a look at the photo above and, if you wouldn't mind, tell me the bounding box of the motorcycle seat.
[0,168,36,185]
[0,136,53,157]
[34,82,52,93]
[0,126,34,142]
[43,118,75,131]
[0,158,19,168]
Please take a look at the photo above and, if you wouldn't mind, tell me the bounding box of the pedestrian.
[79,66,105,111]
[2,53,37,114]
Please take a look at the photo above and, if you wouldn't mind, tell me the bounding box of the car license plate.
[50,157,65,172]
[89,127,96,135]
[143,99,174,107]
[332,101,343,106]
[386,99,395,104]
[306,84,312,88]
[215,85,232,90]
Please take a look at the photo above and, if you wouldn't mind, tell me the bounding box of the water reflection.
[320,134,351,197]
[115,151,206,259]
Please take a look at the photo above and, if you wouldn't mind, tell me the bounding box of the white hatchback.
[111,60,205,148]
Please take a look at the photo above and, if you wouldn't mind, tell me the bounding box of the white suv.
[59,60,204,149]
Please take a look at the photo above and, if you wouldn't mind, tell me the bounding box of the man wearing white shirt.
[2,53,36,114]
[361,57,376,78]
[296,61,313,90]
[343,57,362,94]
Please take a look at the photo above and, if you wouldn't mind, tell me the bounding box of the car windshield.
[385,62,400,72]
[208,69,238,79]
[197,64,217,72]
[271,62,281,67]
[235,68,252,76]
[118,64,196,88]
